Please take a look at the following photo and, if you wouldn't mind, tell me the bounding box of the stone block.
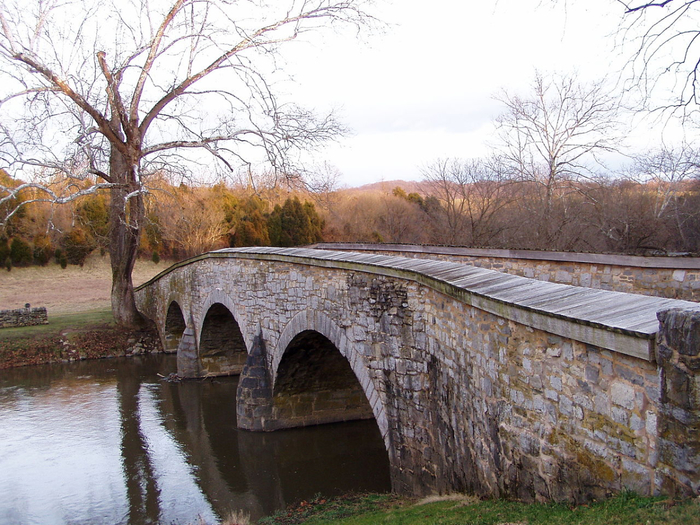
[614,364,645,386]
[611,406,629,425]
[560,395,573,417]
[546,347,562,358]
[611,381,635,410]
[550,376,563,392]
[585,365,600,383]
[621,458,652,495]
[545,389,559,402]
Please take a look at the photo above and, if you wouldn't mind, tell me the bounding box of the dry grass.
[220,510,252,525]
[415,493,480,507]
[0,254,167,314]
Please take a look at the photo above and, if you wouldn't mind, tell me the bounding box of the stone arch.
[197,288,251,352]
[198,299,248,376]
[272,310,390,448]
[163,300,187,353]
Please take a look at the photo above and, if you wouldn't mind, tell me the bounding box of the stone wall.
[312,243,700,302]
[0,304,48,328]
[135,248,700,502]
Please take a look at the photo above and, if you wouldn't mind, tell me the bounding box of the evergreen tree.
[61,227,97,266]
[268,197,324,246]
[10,237,32,266]
[229,196,270,247]
[32,234,53,266]
[76,192,110,249]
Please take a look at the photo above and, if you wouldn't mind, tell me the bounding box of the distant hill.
[343,179,429,194]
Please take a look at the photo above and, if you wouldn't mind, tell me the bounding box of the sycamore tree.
[0,0,374,327]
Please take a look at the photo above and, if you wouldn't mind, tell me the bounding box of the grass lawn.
[0,307,114,341]
[257,492,700,525]
[0,253,166,315]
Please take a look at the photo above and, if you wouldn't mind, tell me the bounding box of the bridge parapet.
[208,247,693,361]
[312,243,700,301]
[135,247,700,501]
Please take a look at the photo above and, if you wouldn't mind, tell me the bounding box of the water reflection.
[116,360,161,524]
[0,355,390,524]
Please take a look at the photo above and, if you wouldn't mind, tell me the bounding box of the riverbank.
[0,254,167,368]
[256,491,700,525]
[0,307,161,369]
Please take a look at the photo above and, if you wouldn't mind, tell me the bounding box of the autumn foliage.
[1,164,699,271]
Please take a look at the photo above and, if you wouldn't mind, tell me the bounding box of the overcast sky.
[281,0,666,187]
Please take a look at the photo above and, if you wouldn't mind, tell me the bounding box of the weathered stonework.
[134,247,700,502]
[0,304,48,328]
[314,243,700,301]
[655,308,700,496]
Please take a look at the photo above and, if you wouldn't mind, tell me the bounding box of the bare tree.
[548,1,700,112]
[375,190,431,244]
[157,186,229,258]
[494,72,621,247]
[631,142,700,249]
[578,176,666,253]
[421,157,513,247]
[0,0,374,326]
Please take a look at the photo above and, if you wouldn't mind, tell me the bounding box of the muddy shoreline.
[0,325,163,369]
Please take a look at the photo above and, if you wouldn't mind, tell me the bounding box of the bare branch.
[0,181,116,227]
[617,0,675,13]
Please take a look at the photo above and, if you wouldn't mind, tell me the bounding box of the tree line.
[3,145,698,273]
[323,163,700,255]
[0,173,326,270]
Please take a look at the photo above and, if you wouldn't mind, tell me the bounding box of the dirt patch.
[0,254,167,314]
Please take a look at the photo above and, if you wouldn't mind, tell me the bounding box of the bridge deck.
[141,247,700,361]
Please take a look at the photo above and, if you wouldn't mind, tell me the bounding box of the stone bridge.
[134,247,700,502]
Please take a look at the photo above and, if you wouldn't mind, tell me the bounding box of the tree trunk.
[109,149,147,328]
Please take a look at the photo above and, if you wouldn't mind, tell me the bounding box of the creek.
[0,354,391,524]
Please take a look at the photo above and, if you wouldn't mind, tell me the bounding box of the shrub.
[4,256,11,271]
[76,192,109,248]
[60,227,97,266]
[10,237,33,267]
[151,251,160,264]
[33,234,53,266]
[0,235,9,263]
